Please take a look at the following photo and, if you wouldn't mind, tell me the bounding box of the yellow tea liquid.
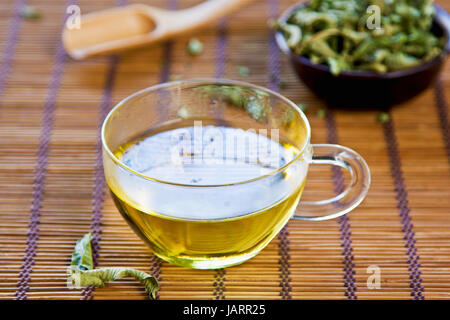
[107,123,308,268]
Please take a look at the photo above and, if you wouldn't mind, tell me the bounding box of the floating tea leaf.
[195,85,270,122]
[297,103,308,113]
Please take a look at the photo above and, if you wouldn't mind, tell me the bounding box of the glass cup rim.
[101,78,312,188]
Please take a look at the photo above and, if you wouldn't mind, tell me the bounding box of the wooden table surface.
[0,0,449,300]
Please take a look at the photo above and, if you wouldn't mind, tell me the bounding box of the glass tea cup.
[102,79,370,269]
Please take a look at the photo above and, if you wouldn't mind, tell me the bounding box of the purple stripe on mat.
[267,0,281,92]
[156,0,177,122]
[212,19,228,300]
[324,112,358,300]
[81,55,119,300]
[268,0,292,300]
[159,43,173,84]
[0,0,26,101]
[434,79,450,162]
[81,0,128,301]
[15,0,74,300]
[155,41,173,124]
[277,227,292,300]
[216,20,227,79]
[149,255,162,300]
[159,0,177,83]
[148,0,178,300]
[382,116,425,300]
[213,268,226,300]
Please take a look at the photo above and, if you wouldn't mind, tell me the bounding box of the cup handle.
[292,144,370,221]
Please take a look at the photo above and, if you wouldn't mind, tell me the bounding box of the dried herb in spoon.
[69,233,160,299]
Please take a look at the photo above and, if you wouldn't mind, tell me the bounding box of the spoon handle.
[163,0,256,34]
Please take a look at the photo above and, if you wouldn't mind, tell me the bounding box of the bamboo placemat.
[1,0,450,300]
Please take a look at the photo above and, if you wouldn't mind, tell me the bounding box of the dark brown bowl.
[276,3,450,108]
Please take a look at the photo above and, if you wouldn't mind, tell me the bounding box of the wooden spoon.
[63,0,256,59]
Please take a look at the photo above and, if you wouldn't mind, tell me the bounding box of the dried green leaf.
[276,0,444,74]
[246,96,267,121]
[377,112,390,123]
[279,81,288,90]
[177,107,189,119]
[281,108,294,126]
[297,103,308,113]
[71,233,94,271]
[169,74,183,81]
[70,267,160,299]
[316,109,326,118]
[237,66,250,77]
[20,5,41,20]
[195,85,269,122]
[187,38,203,56]
[277,22,302,48]
[69,233,159,299]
